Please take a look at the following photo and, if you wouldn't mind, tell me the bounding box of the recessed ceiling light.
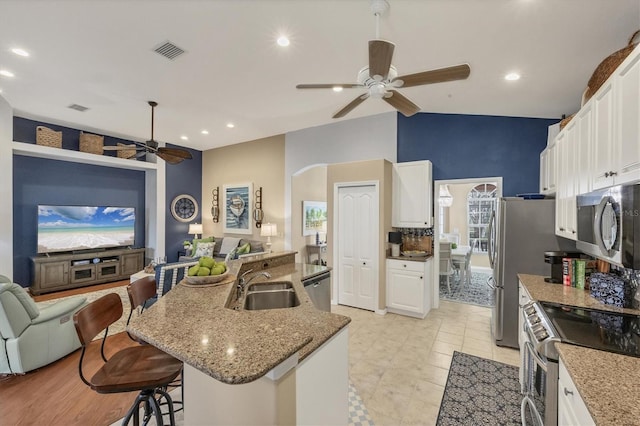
[505,72,521,81]
[0,70,15,78]
[226,123,235,128]
[332,86,343,92]
[11,48,29,57]
[277,36,290,47]
[180,135,188,141]
[201,130,209,135]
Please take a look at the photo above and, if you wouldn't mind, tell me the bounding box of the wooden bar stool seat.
[74,292,183,426]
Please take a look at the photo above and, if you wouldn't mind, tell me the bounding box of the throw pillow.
[191,236,214,256]
[237,242,251,255]
[194,242,215,258]
[219,237,241,255]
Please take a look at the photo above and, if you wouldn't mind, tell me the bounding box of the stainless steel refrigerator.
[487,197,575,348]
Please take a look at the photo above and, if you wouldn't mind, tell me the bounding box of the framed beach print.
[302,201,327,236]
[223,183,253,234]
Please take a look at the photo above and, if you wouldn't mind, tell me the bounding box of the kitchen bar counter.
[556,343,640,425]
[518,273,640,315]
[127,255,350,385]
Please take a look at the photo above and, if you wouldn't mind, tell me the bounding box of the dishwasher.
[302,271,331,312]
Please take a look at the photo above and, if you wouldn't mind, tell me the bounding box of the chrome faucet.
[236,269,272,299]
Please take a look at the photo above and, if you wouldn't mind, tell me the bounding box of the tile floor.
[332,300,520,426]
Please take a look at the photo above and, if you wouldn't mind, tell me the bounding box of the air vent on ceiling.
[68,104,89,112]
[153,41,186,60]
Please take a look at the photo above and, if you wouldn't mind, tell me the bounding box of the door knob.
[564,388,573,396]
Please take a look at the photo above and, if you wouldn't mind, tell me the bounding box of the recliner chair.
[0,275,86,374]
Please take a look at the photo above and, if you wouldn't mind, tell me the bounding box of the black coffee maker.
[544,251,582,283]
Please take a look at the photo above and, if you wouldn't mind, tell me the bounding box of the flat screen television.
[37,205,135,254]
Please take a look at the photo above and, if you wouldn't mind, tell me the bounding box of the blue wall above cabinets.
[12,117,202,286]
[165,143,202,263]
[396,113,559,197]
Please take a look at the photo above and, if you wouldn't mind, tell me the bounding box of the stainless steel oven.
[521,302,559,426]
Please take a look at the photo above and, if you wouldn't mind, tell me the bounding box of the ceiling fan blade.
[383,90,420,117]
[102,145,143,151]
[296,83,364,89]
[369,39,395,80]
[156,151,186,165]
[393,64,471,88]
[333,94,369,119]
[157,147,192,160]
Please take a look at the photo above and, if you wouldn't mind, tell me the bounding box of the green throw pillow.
[191,236,214,257]
[237,242,251,255]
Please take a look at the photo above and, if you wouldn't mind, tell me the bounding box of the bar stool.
[73,293,183,426]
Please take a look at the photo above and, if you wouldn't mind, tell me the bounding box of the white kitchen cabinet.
[539,142,557,195]
[558,358,596,426]
[554,123,577,241]
[576,103,593,195]
[614,50,640,186]
[386,258,432,318]
[592,80,616,190]
[392,160,433,228]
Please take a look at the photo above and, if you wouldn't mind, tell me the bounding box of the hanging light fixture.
[439,185,454,207]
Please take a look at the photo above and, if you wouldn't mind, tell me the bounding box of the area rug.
[439,270,495,307]
[436,351,521,426]
[110,381,373,425]
[36,285,132,339]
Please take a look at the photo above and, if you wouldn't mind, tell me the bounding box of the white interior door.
[337,185,377,311]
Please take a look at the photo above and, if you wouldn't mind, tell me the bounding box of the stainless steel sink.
[244,282,300,310]
[246,281,294,292]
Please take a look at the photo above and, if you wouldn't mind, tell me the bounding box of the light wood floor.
[1,280,142,425]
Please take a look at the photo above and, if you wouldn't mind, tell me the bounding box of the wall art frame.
[223,183,253,234]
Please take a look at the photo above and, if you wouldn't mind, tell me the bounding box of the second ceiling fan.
[296,0,471,119]
[103,101,192,165]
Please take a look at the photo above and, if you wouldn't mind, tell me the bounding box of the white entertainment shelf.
[12,141,158,170]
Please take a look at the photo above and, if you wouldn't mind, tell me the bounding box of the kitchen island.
[518,274,640,425]
[128,252,351,425]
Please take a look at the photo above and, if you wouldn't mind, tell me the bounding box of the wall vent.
[68,104,89,112]
[153,41,186,60]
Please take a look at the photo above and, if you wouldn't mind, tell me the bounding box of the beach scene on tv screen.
[38,206,135,253]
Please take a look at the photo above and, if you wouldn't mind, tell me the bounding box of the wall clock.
[171,194,198,223]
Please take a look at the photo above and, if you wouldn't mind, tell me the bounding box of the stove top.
[539,301,640,358]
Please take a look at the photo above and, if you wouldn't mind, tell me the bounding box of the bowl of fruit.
[184,256,230,284]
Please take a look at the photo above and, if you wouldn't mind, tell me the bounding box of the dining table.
[451,245,472,286]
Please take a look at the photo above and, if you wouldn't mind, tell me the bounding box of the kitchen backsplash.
[392,227,434,254]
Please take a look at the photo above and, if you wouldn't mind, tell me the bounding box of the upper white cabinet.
[392,160,433,228]
[539,142,557,195]
[555,122,578,240]
[590,46,640,190]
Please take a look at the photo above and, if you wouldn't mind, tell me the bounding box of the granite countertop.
[127,255,350,385]
[518,273,640,315]
[556,343,640,425]
[386,254,433,262]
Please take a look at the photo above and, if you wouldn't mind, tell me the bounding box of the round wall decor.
[171,194,198,223]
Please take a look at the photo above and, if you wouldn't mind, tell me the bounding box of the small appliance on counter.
[389,231,402,257]
[544,251,582,283]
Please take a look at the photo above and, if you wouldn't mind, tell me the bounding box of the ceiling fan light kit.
[102,101,193,164]
[296,0,471,119]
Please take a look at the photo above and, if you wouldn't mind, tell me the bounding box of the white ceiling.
[0,0,638,151]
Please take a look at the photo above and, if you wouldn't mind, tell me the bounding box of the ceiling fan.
[103,101,193,164]
[296,0,471,119]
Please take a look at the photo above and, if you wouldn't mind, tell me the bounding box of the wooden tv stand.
[30,247,145,295]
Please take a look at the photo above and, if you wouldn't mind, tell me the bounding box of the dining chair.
[439,242,455,294]
[74,293,183,426]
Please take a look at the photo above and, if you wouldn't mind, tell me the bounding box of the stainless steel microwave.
[576,184,640,269]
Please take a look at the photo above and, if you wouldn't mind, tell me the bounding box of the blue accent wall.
[12,117,202,287]
[165,143,202,263]
[397,113,559,196]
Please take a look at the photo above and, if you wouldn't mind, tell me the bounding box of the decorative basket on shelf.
[35,126,62,148]
[559,114,576,130]
[583,29,640,104]
[116,143,137,159]
[79,131,104,155]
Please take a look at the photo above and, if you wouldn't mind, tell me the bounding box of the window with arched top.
[467,183,497,253]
